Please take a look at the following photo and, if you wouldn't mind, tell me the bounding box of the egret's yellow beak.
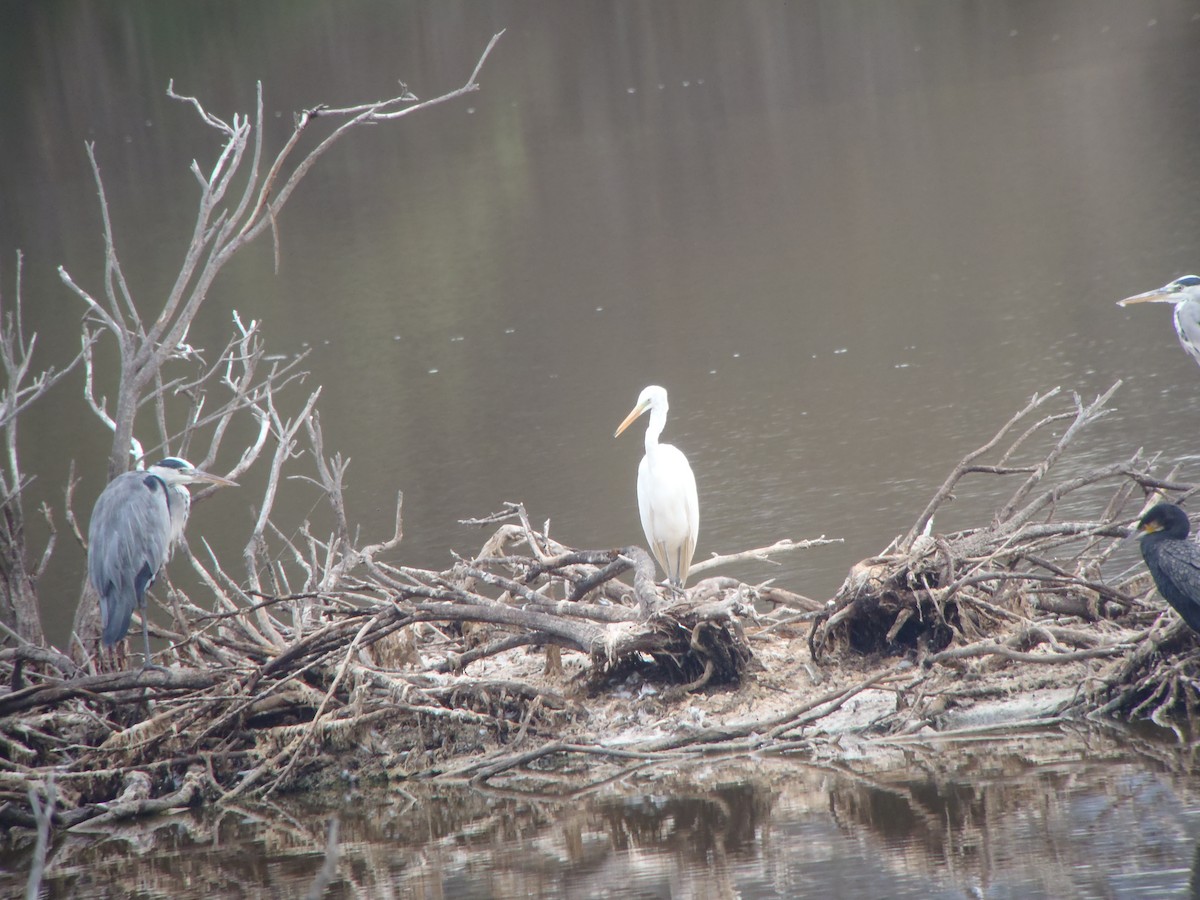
[193,470,239,488]
[1118,288,1176,307]
[614,400,649,438]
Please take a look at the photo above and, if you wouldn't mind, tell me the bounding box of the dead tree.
[0,254,87,645]
[52,33,505,652]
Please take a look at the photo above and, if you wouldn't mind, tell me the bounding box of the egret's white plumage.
[613,385,699,588]
[1118,275,1200,368]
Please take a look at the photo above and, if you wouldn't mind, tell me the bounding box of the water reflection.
[6,734,1200,898]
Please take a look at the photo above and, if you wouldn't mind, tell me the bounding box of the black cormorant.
[1133,502,1200,633]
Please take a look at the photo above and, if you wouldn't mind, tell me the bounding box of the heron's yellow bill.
[194,470,239,488]
[613,400,649,438]
[1118,288,1175,307]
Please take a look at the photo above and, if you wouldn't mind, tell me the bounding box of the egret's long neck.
[644,404,668,458]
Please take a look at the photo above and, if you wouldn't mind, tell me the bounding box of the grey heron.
[87,457,237,667]
[1118,275,1200,368]
[1132,502,1200,633]
[614,385,699,588]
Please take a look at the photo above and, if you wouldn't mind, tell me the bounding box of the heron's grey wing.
[87,472,172,644]
[1150,540,1200,631]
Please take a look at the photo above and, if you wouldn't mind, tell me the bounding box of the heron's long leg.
[140,610,154,669]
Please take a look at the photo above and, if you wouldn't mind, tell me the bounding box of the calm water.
[5,1,1200,895]
[6,731,1200,898]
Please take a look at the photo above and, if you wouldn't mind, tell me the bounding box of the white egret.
[613,385,699,588]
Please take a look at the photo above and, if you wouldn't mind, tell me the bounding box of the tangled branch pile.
[9,381,1200,834]
[810,382,1200,728]
[1,498,829,830]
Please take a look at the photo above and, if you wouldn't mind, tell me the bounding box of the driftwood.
[5,381,1200,838]
[0,497,833,830]
[806,382,1200,726]
[811,385,1158,657]
[388,385,1200,803]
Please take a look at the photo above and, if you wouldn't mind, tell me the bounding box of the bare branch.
[0,252,88,643]
[690,536,843,577]
[236,31,505,247]
[996,382,1122,526]
[899,387,1061,552]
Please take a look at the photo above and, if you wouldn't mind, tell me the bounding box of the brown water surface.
[4,2,1200,896]
[4,732,1200,898]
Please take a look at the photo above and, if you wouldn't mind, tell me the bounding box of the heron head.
[614,385,668,438]
[1118,275,1200,307]
[1134,502,1191,541]
[149,457,238,488]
